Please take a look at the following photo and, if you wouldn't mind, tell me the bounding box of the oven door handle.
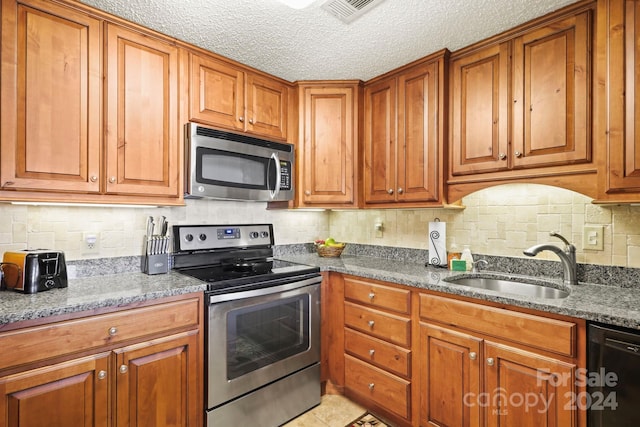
[208,274,321,304]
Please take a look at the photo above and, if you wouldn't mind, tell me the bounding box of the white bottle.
[461,245,474,271]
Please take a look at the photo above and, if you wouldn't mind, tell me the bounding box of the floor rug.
[345,412,391,427]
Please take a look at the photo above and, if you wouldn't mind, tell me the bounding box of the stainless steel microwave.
[184,123,294,202]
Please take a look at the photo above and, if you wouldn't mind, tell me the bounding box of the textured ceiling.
[78,0,579,82]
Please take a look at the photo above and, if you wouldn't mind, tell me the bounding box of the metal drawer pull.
[98,370,107,380]
[469,352,477,361]
[387,189,394,195]
[369,349,375,356]
[368,383,375,390]
[119,365,128,374]
[90,175,98,182]
[487,357,495,366]
[499,153,507,160]
[368,292,375,300]
[108,327,118,336]
[368,320,375,327]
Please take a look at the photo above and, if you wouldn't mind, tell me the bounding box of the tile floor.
[282,393,366,427]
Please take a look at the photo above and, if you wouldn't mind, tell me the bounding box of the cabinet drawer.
[345,302,410,347]
[0,296,201,371]
[420,294,576,356]
[345,354,410,420]
[345,328,411,377]
[344,277,410,314]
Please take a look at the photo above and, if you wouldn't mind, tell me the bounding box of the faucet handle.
[549,231,571,247]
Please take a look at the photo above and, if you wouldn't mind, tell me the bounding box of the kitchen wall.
[1,183,639,268]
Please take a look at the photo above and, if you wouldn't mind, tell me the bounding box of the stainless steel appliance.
[1,250,68,293]
[184,123,294,201]
[172,224,321,427]
[588,323,640,427]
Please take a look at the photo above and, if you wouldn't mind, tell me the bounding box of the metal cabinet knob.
[487,357,495,366]
[90,175,98,183]
[368,320,375,327]
[109,176,116,184]
[398,188,403,194]
[469,352,477,361]
[368,383,375,390]
[514,151,522,157]
[499,153,507,160]
[305,190,311,196]
[249,118,254,124]
[369,349,375,356]
[119,365,128,374]
[98,370,107,380]
[368,292,375,300]
[387,189,394,195]
[108,327,118,336]
[238,116,244,122]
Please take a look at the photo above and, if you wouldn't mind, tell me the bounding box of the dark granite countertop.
[0,271,207,325]
[1,251,639,331]
[277,253,640,330]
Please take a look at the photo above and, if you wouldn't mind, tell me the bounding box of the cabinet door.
[397,61,440,202]
[450,43,510,176]
[0,353,109,427]
[0,0,101,193]
[512,10,592,169]
[420,323,482,427]
[189,53,245,132]
[605,0,640,192]
[484,341,577,427]
[114,331,200,427]
[364,77,397,203]
[299,84,356,205]
[246,74,288,140]
[105,23,180,197]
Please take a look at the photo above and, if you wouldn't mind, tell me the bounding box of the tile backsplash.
[1,183,640,268]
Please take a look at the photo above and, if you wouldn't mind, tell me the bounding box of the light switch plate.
[583,225,604,251]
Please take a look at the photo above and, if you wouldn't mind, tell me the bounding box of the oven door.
[207,275,321,409]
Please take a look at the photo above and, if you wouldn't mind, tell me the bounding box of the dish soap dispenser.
[461,245,474,271]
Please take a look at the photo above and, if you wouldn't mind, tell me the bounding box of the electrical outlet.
[83,232,100,254]
[583,225,604,251]
[374,222,383,238]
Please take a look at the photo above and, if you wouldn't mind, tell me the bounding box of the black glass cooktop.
[176,259,320,293]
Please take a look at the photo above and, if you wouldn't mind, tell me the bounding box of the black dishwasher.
[588,323,640,427]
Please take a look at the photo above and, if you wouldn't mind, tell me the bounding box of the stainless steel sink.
[445,275,570,299]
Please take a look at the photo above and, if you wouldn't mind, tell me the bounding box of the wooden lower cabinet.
[0,353,110,427]
[0,294,203,427]
[419,293,585,427]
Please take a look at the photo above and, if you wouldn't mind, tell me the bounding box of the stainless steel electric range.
[172,224,321,427]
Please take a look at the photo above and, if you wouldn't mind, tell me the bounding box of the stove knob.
[185,234,194,242]
[199,233,207,241]
[249,232,259,239]
[260,231,269,238]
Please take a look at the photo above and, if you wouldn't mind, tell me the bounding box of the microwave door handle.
[268,152,281,199]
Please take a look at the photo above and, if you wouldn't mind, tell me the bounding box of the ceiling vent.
[321,0,386,23]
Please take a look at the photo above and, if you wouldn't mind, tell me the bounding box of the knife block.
[142,253,169,275]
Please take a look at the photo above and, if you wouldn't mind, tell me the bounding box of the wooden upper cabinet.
[0,0,102,193]
[298,82,359,206]
[450,3,595,182]
[599,0,640,198]
[364,76,397,204]
[189,52,288,141]
[105,23,180,198]
[450,43,510,175]
[512,10,592,169]
[364,52,446,206]
[397,60,443,203]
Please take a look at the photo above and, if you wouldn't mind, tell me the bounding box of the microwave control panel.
[280,161,291,190]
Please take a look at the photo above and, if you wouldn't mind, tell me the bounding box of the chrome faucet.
[523,231,577,286]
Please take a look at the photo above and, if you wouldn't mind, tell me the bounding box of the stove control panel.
[173,224,273,252]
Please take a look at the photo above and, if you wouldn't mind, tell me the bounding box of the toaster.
[1,250,68,293]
